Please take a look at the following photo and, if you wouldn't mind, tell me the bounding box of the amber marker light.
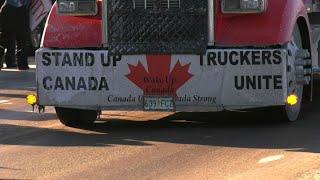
[27,94,37,106]
[287,94,298,106]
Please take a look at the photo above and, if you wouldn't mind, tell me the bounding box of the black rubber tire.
[78,109,99,126]
[55,107,97,127]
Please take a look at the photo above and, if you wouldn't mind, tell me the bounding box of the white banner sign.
[36,49,287,110]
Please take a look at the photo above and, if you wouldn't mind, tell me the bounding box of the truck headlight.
[222,0,268,14]
[57,0,97,16]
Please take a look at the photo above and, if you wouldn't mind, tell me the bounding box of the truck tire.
[280,23,305,122]
[55,107,98,127]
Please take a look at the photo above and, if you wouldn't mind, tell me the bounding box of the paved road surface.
[1,62,320,179]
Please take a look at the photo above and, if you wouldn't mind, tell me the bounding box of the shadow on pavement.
[1,100,320,154]
[1,60,320,154]
[0,109,57,121]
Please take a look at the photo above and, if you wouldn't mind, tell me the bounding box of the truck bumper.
[35,48,288,111]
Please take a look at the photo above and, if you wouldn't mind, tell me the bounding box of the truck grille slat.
[107,0,208,55]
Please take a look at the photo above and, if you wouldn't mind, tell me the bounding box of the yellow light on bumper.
[27,94,37,106]
[287,94,298,106]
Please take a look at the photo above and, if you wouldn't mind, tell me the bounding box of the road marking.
[258,155,284,164]
[0,100,9,104]
[0,69,20,72]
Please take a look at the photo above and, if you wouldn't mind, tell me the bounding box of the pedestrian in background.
[0,0,17,69]
[0,0,4,69]
[0,0,30,70]
[0,0,4,9]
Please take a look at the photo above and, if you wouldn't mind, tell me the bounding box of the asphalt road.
[1,62,320,179]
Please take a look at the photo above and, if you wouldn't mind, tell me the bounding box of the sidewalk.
[1,56,36,72]
[0,56,36,91]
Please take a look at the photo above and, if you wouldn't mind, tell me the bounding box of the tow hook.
[26,94,45,113]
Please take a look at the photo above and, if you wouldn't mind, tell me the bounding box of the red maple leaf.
[126,55,193,96]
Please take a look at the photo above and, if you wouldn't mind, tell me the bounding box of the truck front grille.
[107,0,208,55]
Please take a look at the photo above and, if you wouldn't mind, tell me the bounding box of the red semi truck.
[35,0,320,126]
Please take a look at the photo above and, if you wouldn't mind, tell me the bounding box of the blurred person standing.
[0,0,3,69]
[0,0,30,70]
[0,0,16,68]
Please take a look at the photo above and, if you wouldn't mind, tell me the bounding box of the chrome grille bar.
[133,0,181,9]
[208,0,214,45]
[102,0,107,47]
